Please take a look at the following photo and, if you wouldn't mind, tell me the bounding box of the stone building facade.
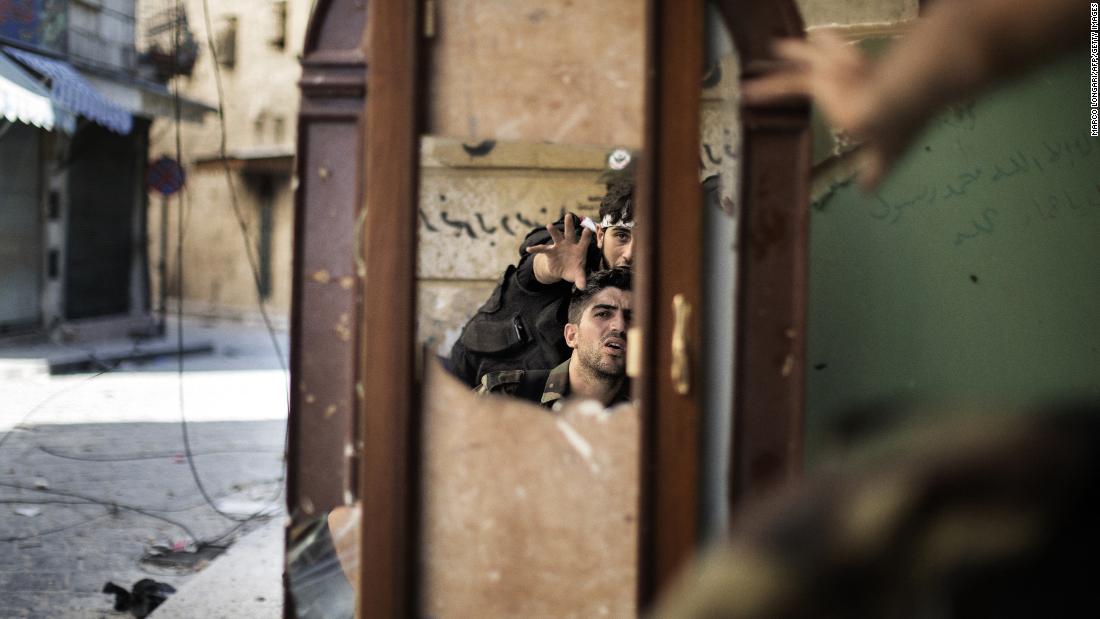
[144,0,308,322]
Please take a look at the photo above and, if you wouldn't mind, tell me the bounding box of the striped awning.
[0,51,54,130]
[3,46,132,135]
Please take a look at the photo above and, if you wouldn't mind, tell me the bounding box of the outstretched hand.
[526,214,593,289]
[742,31,925,189]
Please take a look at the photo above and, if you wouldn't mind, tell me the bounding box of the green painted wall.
[806,55,1100,462]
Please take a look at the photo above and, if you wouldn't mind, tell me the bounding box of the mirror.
[414,1,644,615]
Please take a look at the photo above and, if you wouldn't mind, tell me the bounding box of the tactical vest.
[449,218,601,388]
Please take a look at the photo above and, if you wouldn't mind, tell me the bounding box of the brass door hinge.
[626,326,642,378]
[424,0,436,38]
[671,294,692,395]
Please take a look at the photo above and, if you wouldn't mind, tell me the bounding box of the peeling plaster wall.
[427,0,645,146]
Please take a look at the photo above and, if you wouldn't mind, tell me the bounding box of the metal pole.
[158,193,168,336]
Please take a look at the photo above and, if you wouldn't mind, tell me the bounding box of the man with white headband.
[448,178,636,388]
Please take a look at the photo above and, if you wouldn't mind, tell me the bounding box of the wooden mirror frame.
[291,0,810,616]
[717,0,811,514]
[637,0,810,603]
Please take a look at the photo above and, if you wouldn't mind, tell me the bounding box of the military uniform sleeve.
[477,369,526,397]
[514,224,558,292]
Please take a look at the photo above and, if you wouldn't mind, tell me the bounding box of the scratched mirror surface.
[805,50,1100,464]
[415,1,645,616]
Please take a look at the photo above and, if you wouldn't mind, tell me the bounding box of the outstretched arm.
[526,213,594,289]
[744,0,1081,187]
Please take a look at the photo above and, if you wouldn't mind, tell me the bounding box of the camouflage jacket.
[477,359,630,409]
[652,404,1100,618]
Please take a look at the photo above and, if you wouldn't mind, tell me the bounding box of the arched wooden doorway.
[287,0,366,561]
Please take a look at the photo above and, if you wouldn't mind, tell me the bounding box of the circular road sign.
[147,156,186,196]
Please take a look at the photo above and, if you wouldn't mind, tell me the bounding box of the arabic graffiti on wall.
[864,136,1099,247]
[419,204,594,242]
[417,173,603,280]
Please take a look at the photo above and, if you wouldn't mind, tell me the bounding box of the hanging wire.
[158,0,290,535]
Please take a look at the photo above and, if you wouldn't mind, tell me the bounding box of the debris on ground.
[102,578,177,618]
[141,543,226,570]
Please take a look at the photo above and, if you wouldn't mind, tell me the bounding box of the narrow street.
[0,317,288,618]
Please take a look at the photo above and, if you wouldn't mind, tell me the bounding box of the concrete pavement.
[0,316,289,618]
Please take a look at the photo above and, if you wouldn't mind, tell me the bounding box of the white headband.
[599,215,635,229]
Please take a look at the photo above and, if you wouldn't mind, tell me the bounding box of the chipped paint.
[324,404,338,419]
[354,207,368,279]
[311,269,332,283]
[334,313,351,342]
[339,276,354,289]
[575,399,611,420]
[556,418,599,474]
[780,353,795,378]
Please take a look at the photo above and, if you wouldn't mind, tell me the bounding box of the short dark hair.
[598,179,634,226]
[568,267,632,324]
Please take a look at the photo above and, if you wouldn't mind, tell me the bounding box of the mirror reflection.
[414,1,645,616]
[435,156,636,406]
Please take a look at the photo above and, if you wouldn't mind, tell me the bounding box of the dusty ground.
[0,317,288,618]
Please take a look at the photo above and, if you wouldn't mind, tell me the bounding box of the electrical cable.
[198,0,290,384]
[1,512,110,543]
[0,477,284,515]
[35,444,283,462]
[0,498,93,507]
[0,479,283,546]
[0,481,200,541]
[158,0,289,539]
[0,369,110,451]
[170,0,239,526]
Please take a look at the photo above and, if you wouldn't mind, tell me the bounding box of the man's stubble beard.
[577,339,625,382]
